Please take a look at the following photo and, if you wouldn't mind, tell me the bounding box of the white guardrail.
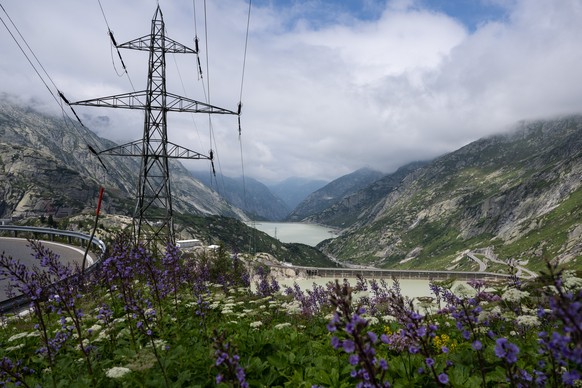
[0,225,107,314]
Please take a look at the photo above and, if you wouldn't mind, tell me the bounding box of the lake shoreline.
[246,221,341,247]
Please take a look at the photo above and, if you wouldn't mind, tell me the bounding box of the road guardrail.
[0,226,107,314]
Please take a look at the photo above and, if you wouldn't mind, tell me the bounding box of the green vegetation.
[0,239,580,386]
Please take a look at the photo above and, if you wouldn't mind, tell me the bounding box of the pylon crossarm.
[97,139,143,157]
[72,91,238,115]
[118,35,197,54]
[97,140,210,160]
[165,93,238,114]
[166,142,210,159]
[71,91,148,110]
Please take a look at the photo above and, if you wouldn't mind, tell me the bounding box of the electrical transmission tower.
[72,6,238,248]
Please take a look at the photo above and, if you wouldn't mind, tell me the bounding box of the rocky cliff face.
[0,97,245,221]
[320,116,582,271]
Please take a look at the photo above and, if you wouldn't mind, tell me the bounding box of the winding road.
[0,237,95,302]
[466,248,537,279]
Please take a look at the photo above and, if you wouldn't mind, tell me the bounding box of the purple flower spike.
[494,338,520,364]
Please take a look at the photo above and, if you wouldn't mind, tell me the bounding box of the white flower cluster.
[362,315,379,325]
[381,315,396,323]
[7,332,29,342]
[280,300,301,314]
[501,288,529,303]
[249,321,263,329]
[88,324,103,334]
[562,270,582,291]
[105,366,132,379]
[5,343,25,352]
[515,315,540,327]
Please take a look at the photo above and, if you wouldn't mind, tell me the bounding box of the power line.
[0,4,60,108]
[239,0,252,104]
[0,3,88,134]
[97,0,139,94]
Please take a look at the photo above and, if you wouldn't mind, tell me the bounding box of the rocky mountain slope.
[0,97,245,221]
[320,116,582,271]
[191,171,290,221]
[300,161,428,228]
[287,167,384,222]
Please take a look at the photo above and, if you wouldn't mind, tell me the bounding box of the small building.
[176,239,202,249]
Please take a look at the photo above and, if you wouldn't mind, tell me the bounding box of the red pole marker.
[96,187,104,216]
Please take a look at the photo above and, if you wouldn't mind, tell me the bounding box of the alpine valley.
[1,95,582,272]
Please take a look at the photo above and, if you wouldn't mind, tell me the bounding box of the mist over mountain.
[287,167,384,222]
[190,171,290,221]
[267,177,328,210]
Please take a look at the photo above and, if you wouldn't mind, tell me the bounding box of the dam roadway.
[269,264,513,281]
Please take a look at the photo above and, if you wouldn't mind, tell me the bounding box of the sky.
[1,0,582,184]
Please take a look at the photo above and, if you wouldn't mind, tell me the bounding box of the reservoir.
[247,221,338,246]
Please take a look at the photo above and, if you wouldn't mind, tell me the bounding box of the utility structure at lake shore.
[70,6,240,247]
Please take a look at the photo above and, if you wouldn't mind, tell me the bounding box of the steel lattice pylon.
[73,6,237,247]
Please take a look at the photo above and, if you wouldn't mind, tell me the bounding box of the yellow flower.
[433,334,456,352]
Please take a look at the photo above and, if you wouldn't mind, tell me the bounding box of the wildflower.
[105,366,132,379]
[7,332,29,342]
[494,338,519,364]
[274,323,291,330]
[515,315,540,327]
[438,373,449,384]
[342,340,356,353]
[5,344,25,352]
[472,340,482,351]
[213,330,249,388]
[249,321,262,329]
[562,370,581,385]
[87,324,102,334]
[501,288,529,303]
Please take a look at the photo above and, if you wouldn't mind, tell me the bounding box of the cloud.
[1,0,581,183]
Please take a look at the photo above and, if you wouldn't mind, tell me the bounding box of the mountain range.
[318,116,582,272]
[2,95,581,272]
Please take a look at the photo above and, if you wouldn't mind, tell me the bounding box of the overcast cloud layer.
[1,0,581,183]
